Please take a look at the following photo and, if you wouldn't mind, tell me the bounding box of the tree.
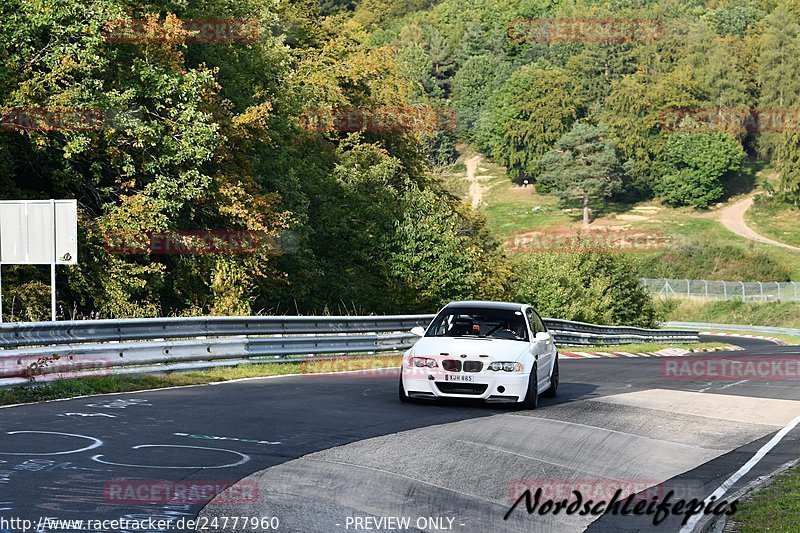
[757,7,800,159]
[705,1,765,37]
[426,28,457,96]
[456,22,501,63]
[690,37,752,111]
[658,132,745,208]
[0,0,512,320]
[0,3,289,317]
[601,68,708,197]
[481,66,582,180]
[396,43,439,97]
[775,129,800,205]
[565,42,638,113]
[451,54,509,140]
[388,186,509,311]
[758,8,800,109]
[536,123,623,227]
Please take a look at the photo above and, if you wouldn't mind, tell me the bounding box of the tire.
[399,376,410,403]
[519,364,539,410]
[543,357,559,398]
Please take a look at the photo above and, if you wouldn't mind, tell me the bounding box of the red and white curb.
[700,331,787,345]
[558,345,742,360]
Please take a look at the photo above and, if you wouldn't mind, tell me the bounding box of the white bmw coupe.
[399,301,558,409]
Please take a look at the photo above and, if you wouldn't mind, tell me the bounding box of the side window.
[525,309,538,334]
[532,310,546,334]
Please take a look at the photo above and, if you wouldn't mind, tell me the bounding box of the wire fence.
[641,278,800,302]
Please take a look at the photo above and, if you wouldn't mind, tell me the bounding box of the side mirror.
[535,331,551,342]
[410,326,426,337]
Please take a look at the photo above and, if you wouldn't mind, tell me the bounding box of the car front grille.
[435,382,488,395]
[442,359,461,372]
[463,361,483,373]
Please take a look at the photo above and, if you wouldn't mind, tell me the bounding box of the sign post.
[0,200,78,321]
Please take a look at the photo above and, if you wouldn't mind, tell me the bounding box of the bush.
[509,252,659,327]
[657,133,745,208]
[1,279,51,322]
[659,167,726,208]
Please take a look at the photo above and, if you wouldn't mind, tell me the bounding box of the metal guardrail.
[0,315,436,349]
[545,318,699,346]
[664,321,800,337]
[0,315,699,387]
[544,318,686,337]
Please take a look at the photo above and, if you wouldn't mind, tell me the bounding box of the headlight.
[413,357,438,368]
[488,361,523,372]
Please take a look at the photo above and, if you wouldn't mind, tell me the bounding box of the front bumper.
[401,367,530,403]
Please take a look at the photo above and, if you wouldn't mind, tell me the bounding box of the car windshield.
[425,307,528,342]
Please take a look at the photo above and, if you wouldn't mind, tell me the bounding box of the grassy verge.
[726,463,800,532]
[0,355,403,407]
[657,299,800,329]
[745,199,800,249]
[570,342,730,353]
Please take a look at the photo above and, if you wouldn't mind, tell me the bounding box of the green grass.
[481,173,569,237]
[656,299,800,343]
[636,239,793,281]
[574,342,730,353]
[746,199,800,248]
[727,463,800,532]
[657,299,800,329]
[0,355,403,406]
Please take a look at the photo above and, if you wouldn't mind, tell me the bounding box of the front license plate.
[444,374,474,382]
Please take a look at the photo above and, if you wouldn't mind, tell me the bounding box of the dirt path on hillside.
[719,195,800,252]
[465,154,484,209]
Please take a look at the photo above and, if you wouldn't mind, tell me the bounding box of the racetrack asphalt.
[0,334,798,533]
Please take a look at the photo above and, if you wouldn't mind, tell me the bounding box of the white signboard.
[0,200,78,265]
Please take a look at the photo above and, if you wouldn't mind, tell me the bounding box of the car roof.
[442,300,527,312]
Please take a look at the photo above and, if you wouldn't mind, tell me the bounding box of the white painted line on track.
[680,413,800,532]
[716,379,749,391]
[699,379,748,393]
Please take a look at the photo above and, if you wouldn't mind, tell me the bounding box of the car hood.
[409,336,529,361]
